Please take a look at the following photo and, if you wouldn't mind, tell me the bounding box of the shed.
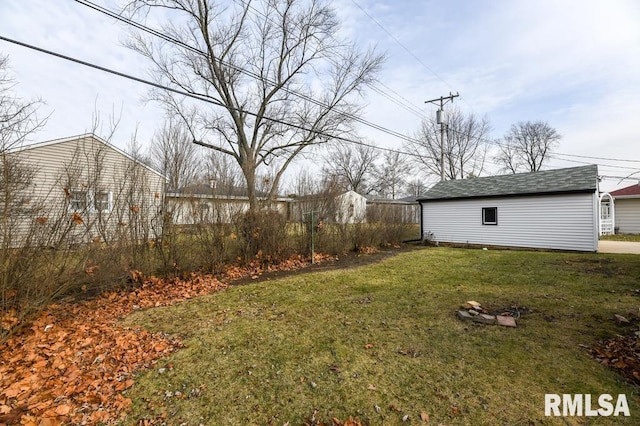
[417,165,599,252]
[610,183,640,234]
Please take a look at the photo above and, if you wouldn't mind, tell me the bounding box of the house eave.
[10,133,167,181]
[612,194,640,200]
[417,188,597,203]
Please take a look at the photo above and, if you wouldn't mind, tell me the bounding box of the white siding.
[422,193,598,252]
[166,195,290,225]
[335,191,367,223]
[615,198,640,233]
[6,135,165,246]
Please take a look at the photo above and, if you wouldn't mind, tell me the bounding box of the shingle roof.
[610,183,640,198]
[418,165,598,201]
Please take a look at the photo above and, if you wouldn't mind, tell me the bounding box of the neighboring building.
[417,165,600,252]
[334,190,367,224]
[366,196,420,224]
[166,187,290,225]
[168,189,368,225]
[3,134,165,247]
[610,183,640,234]
[289,190,367,224]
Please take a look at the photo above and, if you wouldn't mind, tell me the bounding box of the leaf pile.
[223,253,335,280]
[0,254,333,425]
[591,334,640,387]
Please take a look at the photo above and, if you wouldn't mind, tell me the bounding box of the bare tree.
[124,0,384,210]
[371,151,410,199]
[0,55,46,151]
[204,149,243,195]
[149,118,203,191]
[288,168,321,197]
[407,107,490,180]
[322,142,377,194]
[404,179,429,198]
[496,121,561,173]
[0,55,47,251]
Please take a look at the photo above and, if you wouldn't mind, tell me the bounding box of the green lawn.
[122,247,640,425]
[601,234,640,242]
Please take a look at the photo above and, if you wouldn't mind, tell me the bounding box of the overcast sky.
[1,0,639,191]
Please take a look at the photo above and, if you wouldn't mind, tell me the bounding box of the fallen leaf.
[420,411,429,423]
[55,404,72,416]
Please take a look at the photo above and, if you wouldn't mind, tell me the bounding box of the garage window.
[482,207,497,225]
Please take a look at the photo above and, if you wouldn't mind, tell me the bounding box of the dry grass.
[122,247,640,425]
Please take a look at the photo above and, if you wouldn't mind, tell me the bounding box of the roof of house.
[168,184,293,201]
[609,183,640,198]
[12,133,166,179]
[418,165,598,201]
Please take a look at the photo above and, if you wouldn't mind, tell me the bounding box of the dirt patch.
[563,257,618,277]
[230,245,420,286]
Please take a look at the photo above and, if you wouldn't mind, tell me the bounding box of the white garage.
[418,165,599,252]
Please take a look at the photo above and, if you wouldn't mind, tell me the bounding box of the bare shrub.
[187,199,237,273]
[235,209,289,263]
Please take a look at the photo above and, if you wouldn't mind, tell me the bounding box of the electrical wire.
[74,0,426,144]
[9,1,640,179]
[0,34,431,160]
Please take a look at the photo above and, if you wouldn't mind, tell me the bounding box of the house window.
[69,190,88,211]
[482,207,497,225]
[93,191,112,213]
[68,190,112,213]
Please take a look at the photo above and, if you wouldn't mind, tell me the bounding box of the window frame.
[68,190,89,212]
[482,207,498,225]
[92,191,113,214]
[68,189,112,213]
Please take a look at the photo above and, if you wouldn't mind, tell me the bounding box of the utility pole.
[425,92,459,181]
[303,210,320,264]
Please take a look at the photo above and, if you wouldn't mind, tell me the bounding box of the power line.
[74,0,426,145]
[552,151,640,164]
[349,0,453,92]
[349,0,481,115]
[225,0,430,122]
[0,34,430,160]
[441,121,640,170]
[549,155,640,172]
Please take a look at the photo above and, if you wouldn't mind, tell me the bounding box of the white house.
[610,184,640,234]
[166,189,290,225]
[334,190,367,224]
[417,165,599,252]
[3,134,165,247]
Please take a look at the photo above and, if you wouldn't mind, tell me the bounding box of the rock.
[473,314,496,325]
[614,314,630,324]
[496,315,517,327]
[468,309,479,316]
[463,301,482,310]
[456,310,474,321]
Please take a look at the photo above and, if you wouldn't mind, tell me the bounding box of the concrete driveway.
[598,240,640,254]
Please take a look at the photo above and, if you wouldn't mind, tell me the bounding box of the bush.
[235,209,290,262]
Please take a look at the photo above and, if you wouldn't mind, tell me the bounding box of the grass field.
[122,247,640,425]
[601,234,640,242]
